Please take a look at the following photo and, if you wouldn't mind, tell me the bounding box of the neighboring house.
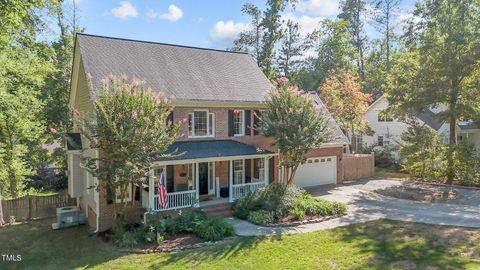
[361,95,480,152]
[67,33,348,232]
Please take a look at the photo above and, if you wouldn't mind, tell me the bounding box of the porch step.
[200,202,233,217]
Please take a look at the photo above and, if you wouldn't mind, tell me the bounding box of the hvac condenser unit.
[52,206,86,230]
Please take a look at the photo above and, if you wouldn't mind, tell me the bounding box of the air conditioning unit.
[52,206,87,230]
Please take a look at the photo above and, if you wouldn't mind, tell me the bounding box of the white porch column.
[264,157,269,187]
[229,160,234,202]
[195,162,199,207]
[149,166,155,211]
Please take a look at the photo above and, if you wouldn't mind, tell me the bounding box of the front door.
[199,162,209,195]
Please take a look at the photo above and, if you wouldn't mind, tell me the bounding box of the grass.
[375,167,410,179]
[1,219,480,270]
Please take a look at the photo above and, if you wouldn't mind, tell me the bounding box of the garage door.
[294,156,337,187]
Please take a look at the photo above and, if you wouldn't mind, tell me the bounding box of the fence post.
[28,195,32,220]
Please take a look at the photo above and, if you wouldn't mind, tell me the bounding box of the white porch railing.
[231,181,266,201]
[153,190,196,211]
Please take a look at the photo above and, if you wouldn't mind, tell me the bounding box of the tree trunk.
[446,114,456,184]
[7,159,18,199]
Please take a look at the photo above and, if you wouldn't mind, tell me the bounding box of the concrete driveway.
[230,178,480,236]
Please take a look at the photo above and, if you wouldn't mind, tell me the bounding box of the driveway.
[230,178,480,236]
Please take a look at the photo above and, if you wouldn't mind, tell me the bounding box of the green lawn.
[1,219,480,270]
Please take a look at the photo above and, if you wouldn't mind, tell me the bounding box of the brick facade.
[93,106,345,231]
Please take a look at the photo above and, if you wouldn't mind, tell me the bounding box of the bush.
[164,210,206,235]
[453,142,480,186]
[232,183,347,223]
[232,192,261,219]
[193,216,235,241]
[247,210,275,226]
[289,196,347,220]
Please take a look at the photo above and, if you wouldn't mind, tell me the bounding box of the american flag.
[157,169,168,209]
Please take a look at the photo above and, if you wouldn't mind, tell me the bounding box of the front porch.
[142,140,275,212]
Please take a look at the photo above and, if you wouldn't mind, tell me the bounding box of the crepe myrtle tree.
[259,77,332,185]
[72,75,182,218]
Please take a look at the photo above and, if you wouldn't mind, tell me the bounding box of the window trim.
[115,183,132,203]
[233,110,245,137]
[233,159,245,184]
[188,110,215,138]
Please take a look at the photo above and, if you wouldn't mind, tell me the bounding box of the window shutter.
[245,159,251,183]
[167,165,174,193]
[245,110,251,136]
[269,157,275,183]
[253,110,261,135]
[228,110,234,136]
[253,158,260,179]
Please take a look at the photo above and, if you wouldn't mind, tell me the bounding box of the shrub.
[247,210,275,226]
[289,196,347,219]
[453,142,480,186]
[164,210,206,235]
[193,216,235,241]
[232,192,261,219]
[113,226,141,248]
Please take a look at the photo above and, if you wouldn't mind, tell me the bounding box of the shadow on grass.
[338,219,480,269]
[148,234,285,268]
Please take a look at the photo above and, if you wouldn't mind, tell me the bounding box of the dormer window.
[188,110,215,137]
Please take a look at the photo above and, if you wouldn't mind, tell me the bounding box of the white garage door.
[294,156,337,187]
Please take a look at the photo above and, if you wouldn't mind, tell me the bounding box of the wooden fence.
[342,153,375,181]
[1,191,76,221]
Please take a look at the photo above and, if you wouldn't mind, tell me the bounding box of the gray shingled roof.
[158,140,273,161]
[76,33,273,102]
[414,110,443,131]
[310,92,349,145]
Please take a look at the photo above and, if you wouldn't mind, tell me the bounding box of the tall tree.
[260,77,331,184]
[364,39,388,99]
[300,19,357,90]
[319,69,372,152]
[385,0,480,183]
[370,0,401,72]
[231,3,264,62]
[276,20,304,81]
[0,0,52,198]
[338,0,368,81]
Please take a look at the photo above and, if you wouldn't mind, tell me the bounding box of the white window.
[254,158,265,181]
[233,110,245,136]
[378,135,384,146]
[188,110,214,137]
[257,158,265,181]
[233,160,244,184]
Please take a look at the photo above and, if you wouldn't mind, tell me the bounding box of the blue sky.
[59,0,416,50]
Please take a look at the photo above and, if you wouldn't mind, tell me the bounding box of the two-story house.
[67,33,348,231]
[362,95,480,153]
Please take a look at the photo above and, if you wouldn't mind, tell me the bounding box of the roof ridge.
[76,33,249,55]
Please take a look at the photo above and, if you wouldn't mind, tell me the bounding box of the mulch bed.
[136,234,204,252]
[119,234,234,253]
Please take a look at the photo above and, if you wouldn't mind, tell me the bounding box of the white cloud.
[296,0,340,17]
[159,4,183,21]
[111,1,138,19]
[282,13,323,37]
[210,20,250,46]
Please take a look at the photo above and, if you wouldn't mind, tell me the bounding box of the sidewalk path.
[228,179,480,236]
